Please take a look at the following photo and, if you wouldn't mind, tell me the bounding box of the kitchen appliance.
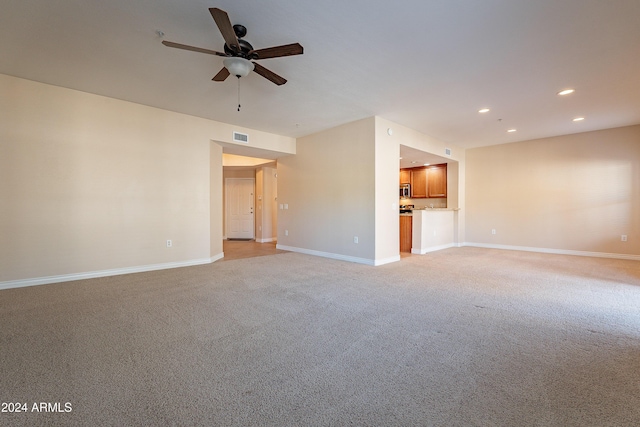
[399,204,414,214]
[400,184,410,199]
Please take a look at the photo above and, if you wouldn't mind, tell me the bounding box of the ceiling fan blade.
[212,67,230,82]
[252,62,287,85]
[250,43,304,60]
[209,8,240,52]
[162,40,226,56]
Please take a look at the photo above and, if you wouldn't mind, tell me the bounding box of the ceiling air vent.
[233,131,249,143]
[444,148,452,156]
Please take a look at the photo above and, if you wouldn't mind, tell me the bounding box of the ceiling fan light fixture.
[223,57,254,78]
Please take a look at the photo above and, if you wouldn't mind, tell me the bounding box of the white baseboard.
[256,237,277,243]
[0,254,225,291]
[374,255,401,266]
[463,242,640,261]
[276,244,391,266]
[210,252,225,263]
[411,243,456,255]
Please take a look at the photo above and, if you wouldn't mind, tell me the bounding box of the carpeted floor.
[1,247,639,426]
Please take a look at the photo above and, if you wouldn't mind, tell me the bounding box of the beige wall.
[0,74,294,285]
[374,117,401,263]
[210,143,223,260]
[466,125,640,257]
[277,117,377,263]
[256,166,278,243]
[254,166,277,243]
[255,168,265,241]
[412,210,455,253]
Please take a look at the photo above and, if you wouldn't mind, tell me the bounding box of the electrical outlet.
[491,229,496,235]
[353,236,359,244]
[285,230,288,236]
[621,235,628,242]
[166,240,172,247]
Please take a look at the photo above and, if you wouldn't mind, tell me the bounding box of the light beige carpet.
[1,247,639,426]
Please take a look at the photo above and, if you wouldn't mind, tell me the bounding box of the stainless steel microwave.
[400,184,410,198]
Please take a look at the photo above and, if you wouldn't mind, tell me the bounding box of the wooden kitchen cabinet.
[410,168,428,198]
[399,169,411,185]
[400,215,412,253]
[427,164,447,198]
[406,163,447,198]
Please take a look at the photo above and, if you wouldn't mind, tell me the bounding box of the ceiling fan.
[162,7,303,86]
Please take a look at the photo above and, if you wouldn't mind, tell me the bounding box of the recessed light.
[478,108,490,113]
[507,129,517,133]
[424,163,430,166]
[557,89,575,96]
[573,117,585,122]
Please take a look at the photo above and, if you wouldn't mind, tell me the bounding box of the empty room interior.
[1,1,639,425]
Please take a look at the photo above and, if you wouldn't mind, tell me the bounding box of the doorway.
[225,178,255,239]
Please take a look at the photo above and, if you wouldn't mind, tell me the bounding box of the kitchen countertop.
[400,208,460,215]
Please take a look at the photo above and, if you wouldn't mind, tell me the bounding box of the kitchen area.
[399,146,459,255]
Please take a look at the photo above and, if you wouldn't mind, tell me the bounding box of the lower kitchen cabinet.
[400,215,412,253]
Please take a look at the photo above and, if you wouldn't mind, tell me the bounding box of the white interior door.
[226,178,255,239]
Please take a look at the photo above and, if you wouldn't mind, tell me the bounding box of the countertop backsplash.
[402,197,447,209]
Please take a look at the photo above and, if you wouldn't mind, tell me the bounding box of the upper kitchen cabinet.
[427,164,447,198]
[402,163,447,199]
[410,168,428,198]
[399,169,411,185]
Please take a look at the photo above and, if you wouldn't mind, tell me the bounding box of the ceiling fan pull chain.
[237,77,241,112]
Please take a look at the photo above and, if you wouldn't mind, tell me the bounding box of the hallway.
[222,240,287,261]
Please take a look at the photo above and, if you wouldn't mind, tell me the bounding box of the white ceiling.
[400,146,450,170]
[2,0,640,150]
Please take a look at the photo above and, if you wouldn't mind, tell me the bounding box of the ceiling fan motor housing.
[224,37,256,59]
